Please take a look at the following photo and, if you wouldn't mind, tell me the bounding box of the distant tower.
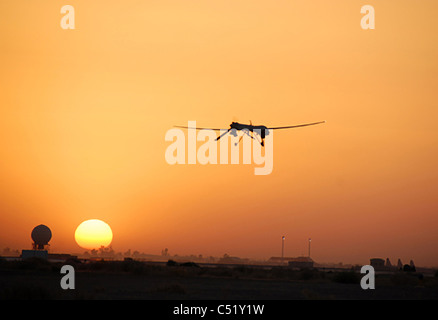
[31,225,52,250]
[410,260,416,270]
[385,258,392,268]
[308,238,311,258]
[397,259,403,270]
[281,236,285,264]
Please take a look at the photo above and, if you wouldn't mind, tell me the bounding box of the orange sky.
[0,0,437,266]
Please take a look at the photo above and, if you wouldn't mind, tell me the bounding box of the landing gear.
[234,130,265,147]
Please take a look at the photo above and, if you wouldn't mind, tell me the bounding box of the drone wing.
[268,121,325,130]
[174,126,224,131]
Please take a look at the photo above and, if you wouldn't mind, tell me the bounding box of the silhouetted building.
[269,256,290,264]
[288,257,314,269]
[218,255,249,264]
[268,256,314,268]
[370,258,385,270]
[48,253,78,262]
[21,250,48,260]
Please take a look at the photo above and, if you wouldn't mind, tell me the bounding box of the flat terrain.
[1,258,437,300]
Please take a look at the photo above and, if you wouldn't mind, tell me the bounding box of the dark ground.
[1,258,437,300]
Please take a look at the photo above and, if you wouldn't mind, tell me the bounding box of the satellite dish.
[31,224,52,250]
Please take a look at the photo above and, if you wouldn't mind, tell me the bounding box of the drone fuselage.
[230,122,269,138]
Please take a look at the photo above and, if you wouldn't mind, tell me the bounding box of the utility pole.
[308,238,311,258]
[281,236,285,264]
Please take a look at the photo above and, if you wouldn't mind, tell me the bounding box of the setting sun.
[74,219,113,250]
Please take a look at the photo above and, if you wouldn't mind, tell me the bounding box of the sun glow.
[74,219,113,250]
